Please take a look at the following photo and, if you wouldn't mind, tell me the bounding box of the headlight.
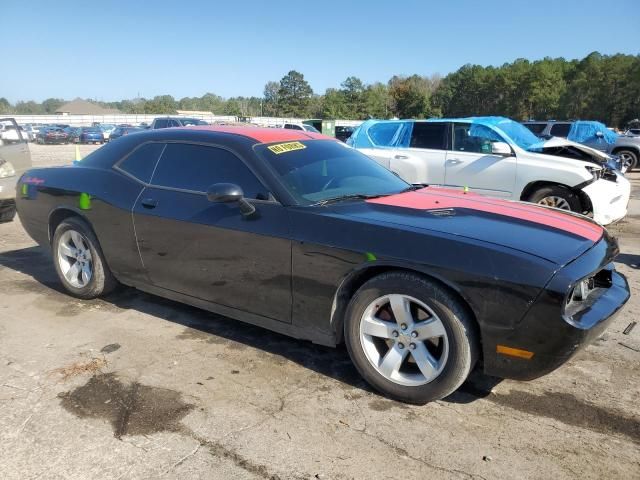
[564,268,612,319]
[585,165,602,180]
[0,159,16,178]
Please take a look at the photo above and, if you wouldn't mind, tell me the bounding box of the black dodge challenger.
[16,126,630,403]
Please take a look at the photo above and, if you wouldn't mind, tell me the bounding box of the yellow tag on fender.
[268,141,306,154]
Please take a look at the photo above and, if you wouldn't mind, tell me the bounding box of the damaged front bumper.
[581,172,630,225]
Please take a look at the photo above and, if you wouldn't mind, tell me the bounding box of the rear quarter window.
[368,122,404,146]
[116,142,166,183]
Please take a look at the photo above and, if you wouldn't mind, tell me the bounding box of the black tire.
[344,272,479,404]
[0,202,16,223]
[525,184,581,212]
[52,217,118,299]
[616,149,638,171]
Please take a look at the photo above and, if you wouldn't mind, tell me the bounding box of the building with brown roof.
[55,99,120,115]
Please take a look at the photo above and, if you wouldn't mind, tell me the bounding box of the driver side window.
[150,143,270,200]
[453,123,503,154]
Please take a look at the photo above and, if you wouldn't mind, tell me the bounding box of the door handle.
[141,198,158,209]
[446,159,463,165]
[394,155,409,160]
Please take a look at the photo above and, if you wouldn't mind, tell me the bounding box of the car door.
[444,123,516,198]
[389,121,448,185]
[0,118,31,178]
[132,142,292,323]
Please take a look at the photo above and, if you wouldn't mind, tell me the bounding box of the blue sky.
[2,0,639,103]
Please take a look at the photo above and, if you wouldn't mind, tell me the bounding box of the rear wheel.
[525,185,581,212]
[616,149,638,171]
[52,217,117,299]
[344,272,478,404]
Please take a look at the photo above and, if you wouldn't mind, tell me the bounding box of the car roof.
[183,125,330,143]
[522,120,571,124]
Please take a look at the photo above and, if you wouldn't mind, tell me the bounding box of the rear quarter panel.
[17,166,147,284]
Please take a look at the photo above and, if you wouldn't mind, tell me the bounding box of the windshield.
[477,118,541,150]
[302,124,321,133]
[181,119,208,126]
[255,140,409,205]
[431,117,542,150]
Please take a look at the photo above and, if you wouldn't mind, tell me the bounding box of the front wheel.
[344,272,479,404]
[616,149,638,171]
[52,217,117,299]
[525,185,581,212]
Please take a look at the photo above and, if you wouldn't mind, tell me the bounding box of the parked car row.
[27,123,147,144]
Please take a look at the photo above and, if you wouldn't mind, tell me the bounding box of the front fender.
[328,259,481,342]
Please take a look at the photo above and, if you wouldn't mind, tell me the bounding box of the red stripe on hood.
[367,187,603,242]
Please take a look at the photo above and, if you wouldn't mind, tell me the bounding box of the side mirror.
[491,141,512,156]
[206,183,256,216]
[595,131,604,138]
[207,183,243,203]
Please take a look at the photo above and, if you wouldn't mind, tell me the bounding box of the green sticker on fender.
[79,192,92,210]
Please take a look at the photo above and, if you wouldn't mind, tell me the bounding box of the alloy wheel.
[359,294,449,386]
[537,196,571,210]
[618,151,637,170]
[57,230,93,288]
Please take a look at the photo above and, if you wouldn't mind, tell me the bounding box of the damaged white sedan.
[348,117,630,225]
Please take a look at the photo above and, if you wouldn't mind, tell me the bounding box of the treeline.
[2,52,638,127]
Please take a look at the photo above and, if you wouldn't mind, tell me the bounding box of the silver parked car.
[0,118,32,222]
[614,131,640,170]
[523,120,639,171]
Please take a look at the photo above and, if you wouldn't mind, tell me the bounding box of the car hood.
[333,187,603,265]
[530,137,610,162]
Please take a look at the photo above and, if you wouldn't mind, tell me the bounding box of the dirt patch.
[100,343,121,354]
[59,373,193,438]
[49,357,108,381]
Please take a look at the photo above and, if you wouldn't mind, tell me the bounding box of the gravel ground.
[1,143,639,480]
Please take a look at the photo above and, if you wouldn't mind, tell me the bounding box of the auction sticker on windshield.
[267,142,306,154]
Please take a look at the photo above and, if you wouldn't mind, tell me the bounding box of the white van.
[348,117,630,225]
